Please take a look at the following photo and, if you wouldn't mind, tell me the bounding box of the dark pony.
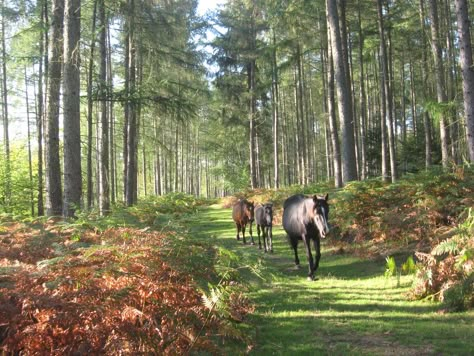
[232,199,255,245]
[282,194,330,280]
[255,203,273,252]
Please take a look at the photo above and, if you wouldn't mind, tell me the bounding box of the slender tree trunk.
[326,0,357,184]
[25,67,34,216]
[123,0,132,201]
[429,0,450,168]
[86,0,97,210]
[106,21,116,204]
[418,0,432,168]
[357,3,367,180]
[36,3,46,216]
[125,0,136,206]
[377,0,397,183]
[1,0,11,210]
[98,0,109,215]
[455,0,474,161]
[326,34,343,188]
[45,0,64,216]
[63,0,82,217]
[271,30,279,189]
[249,59,257,189]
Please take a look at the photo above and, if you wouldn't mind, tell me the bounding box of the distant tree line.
[0,0,473,217]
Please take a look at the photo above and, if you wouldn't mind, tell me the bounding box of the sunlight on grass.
[188,205,474,355]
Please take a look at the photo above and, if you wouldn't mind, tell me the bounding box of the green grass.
[187,205,474,355]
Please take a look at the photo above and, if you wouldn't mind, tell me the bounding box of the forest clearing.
[1,170,473,354]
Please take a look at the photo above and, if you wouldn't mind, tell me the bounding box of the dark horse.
[255,203,273,252]
[232,199,255,244]
[282,194,330,280]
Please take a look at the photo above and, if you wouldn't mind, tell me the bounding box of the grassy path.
[188,205,474,355]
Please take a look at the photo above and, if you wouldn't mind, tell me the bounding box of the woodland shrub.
[411,208,474,311]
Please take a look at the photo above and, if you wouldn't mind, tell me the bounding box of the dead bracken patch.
[0,222,253,354]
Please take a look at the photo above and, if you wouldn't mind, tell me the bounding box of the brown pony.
[232,199,255,245]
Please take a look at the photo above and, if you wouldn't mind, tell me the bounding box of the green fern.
[385,256,397,277]
[402,256,416,275]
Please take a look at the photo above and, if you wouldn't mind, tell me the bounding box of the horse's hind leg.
[290,236,300,267]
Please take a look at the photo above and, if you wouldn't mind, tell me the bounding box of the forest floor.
[1,197,473,354]
[188,205,474,355]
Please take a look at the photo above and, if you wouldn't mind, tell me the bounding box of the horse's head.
[263,203,273,225]
[312,194,330,238]
[245,200,255,222]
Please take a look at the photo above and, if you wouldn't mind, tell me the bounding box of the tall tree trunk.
[377,0,397,183]
[25,67,34,216]
[455,0,474,161]
[107,21,116,204]
[326,40,343,188]
[1,0,10,210]
[419,0,432,168]
[125,0,136,206]
[248,59,257,189]
[296,42,308,185]
[326,0,357,184]
[123,0,132,201]
[36,4,45,216]
[45,0,64,216]
[429,0,450,168]
[63,0,82,217]
[98,0,109,215]
[86,0,98,210]
[271,30,279,189]
[357,3,367,180]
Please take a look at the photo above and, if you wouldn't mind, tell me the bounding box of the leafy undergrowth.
[0,207,253,354]
[225,167,474,312]
[326,168,474,310]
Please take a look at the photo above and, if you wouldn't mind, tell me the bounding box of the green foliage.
[411,207,474,309]
[385,256,397,277]
[442,274,474,312]
[0,142,38,216]
[402,256,417,275]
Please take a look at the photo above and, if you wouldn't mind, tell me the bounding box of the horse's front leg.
[312,236,321,275]
[302,235,315,281]
[242,224,247,244]
[268,225,273,253]
[257,224,262,249]
[262,226,267,252]
[249,221,255,245]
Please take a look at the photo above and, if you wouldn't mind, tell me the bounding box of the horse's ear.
[324,193,329,201]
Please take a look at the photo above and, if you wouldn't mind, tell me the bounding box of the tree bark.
[36,3,45,216]
[1,0,11,210]
[45,0,64,216]
[86,0,97,210]
[325,29,343,188]
[98,0,109,215]
[377,0,397,183]
[428,0,450,168]
[326,0,358,184]
[455,0,474,161]
[63,0,82,217]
